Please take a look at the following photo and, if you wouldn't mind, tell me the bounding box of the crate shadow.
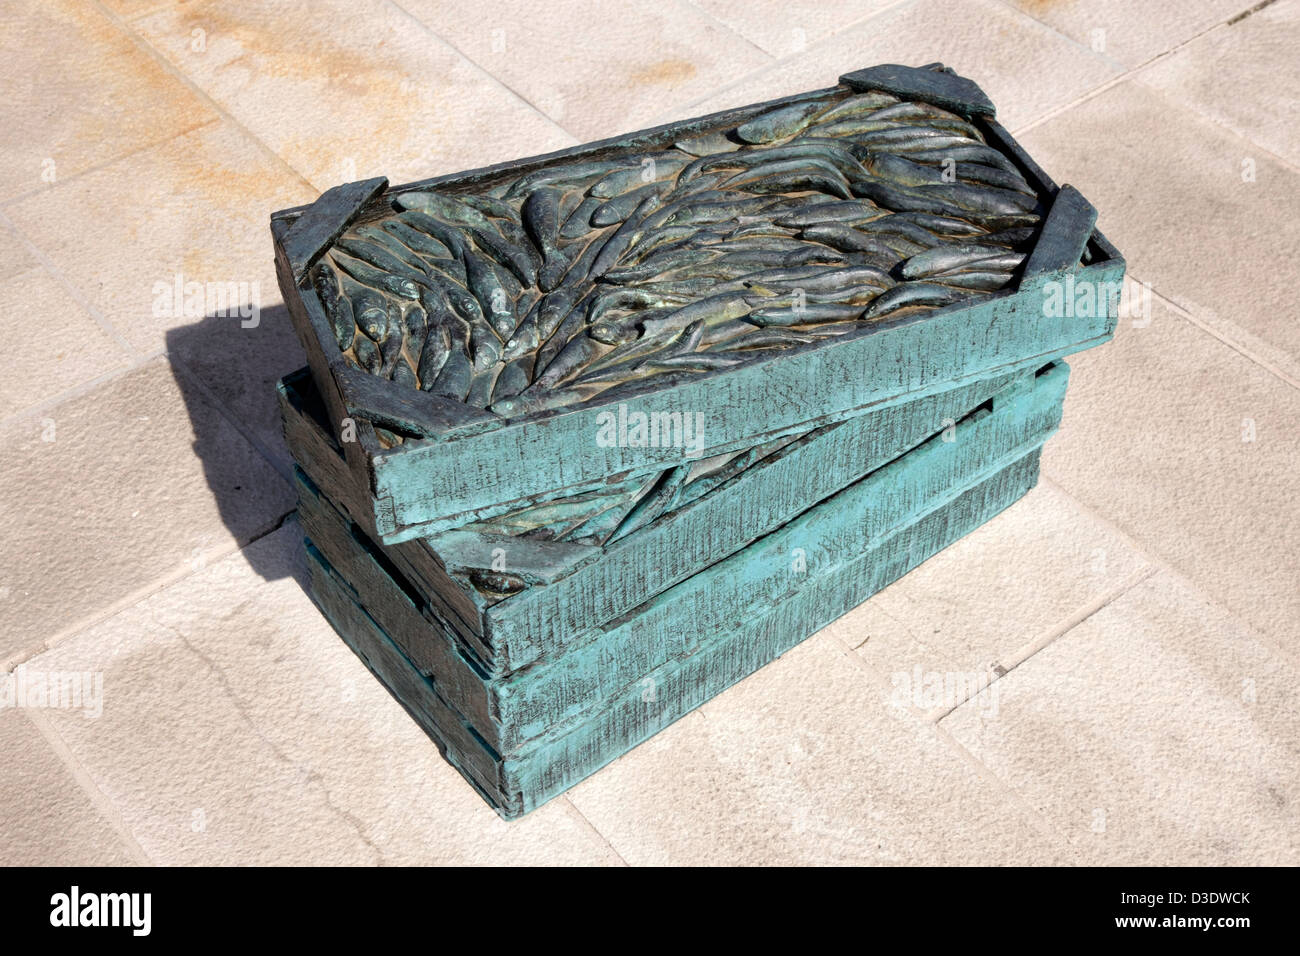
[165,302,307,583]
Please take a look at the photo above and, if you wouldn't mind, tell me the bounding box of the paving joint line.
[1126,72,1300,176]
[384,0,580,148]
[660,0,919,123]
[923,564,1160,725]
[1,509,293,676]
[833,639,1075,851]
[166,350,297,482]
[558,796,632,866]
[677,0,779,62]
[0,209,136,356]
[89,0,319,195]
[1141,283,1300,393]
[23,708,156,866]
[0,351,163,432]
[0,116,221,210]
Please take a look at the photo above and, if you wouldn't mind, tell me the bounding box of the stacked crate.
[271,64,1122,818]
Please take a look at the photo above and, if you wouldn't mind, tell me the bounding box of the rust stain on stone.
[1015,0,1073,13]
[628,58,697,87]
[173,1,399,96]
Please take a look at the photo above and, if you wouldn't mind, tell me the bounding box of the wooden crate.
[271,62,1123,543]
[307,445,1048,818]
[297,362,1066,768]
[279,363,1038,674]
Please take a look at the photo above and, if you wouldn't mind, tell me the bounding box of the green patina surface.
[297,362,1066,813]
[270,62,1123,820]
[308,445,1048,818]
[281,365,1030,673]
[272,63,1122,543]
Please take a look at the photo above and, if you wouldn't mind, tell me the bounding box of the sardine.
[589,193,662,279]
[934,250,1025,274]
[521,187,569,291]
[850,179,965,218]
[589,311,646,346]
[748,303,861,326]
[861,101,985,139]
[334,237,430,284]
[352,225,433,272]
[392,356,418,389]
[589,287,690,324]
[460,193,518,220]
[590,155,685,198]
[683,140,862,182]
[398,210,472,259]
[417,324,450,388]
[421,275,484,340]
[674,130,742,156]
[811,91,901,125]
[978,225,1038,246]
[504,160,628,199]
[468,320,503,371]
[906,144,1021,175]
[465,363,501,407]
[461,252,516,338]
[640,291,752,336]
[536,286,579,340]
[922,182,1038,218]
[351,290,391,343]
[533,332,608,388]
[492,354,534,403]
[591,182,665,227]
[863,282,965,319]
[382,219,453,260]
[735,97,835,144]
[859,151,946,187]
[774,264,894,294]
[427,346,472,401]
[559,196,604,240]
[899,243,1017,279]
[352,335,381,374]
[800,223,897,258]
[723,158,852,198]
[330,250,425,299]
[956,162,1036,195]
[774,199,882,228]
[849,126,976,149]
[896,212,986,236]
[933,270,1015,291]
[327,294,355,351]
[468,225,538,286]
[396,191,497,231]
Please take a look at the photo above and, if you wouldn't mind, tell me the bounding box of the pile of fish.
[311,87,1044,429]
[465,431,803,558]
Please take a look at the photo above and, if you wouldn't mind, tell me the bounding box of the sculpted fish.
[319,74,1047,413]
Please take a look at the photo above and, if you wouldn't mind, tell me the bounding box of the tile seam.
[22,708,156,866]
[834,642,1078,855]
[557,796,633,866]
[383,0,581,146]
[0,116,221,211]
[88,0,319,195]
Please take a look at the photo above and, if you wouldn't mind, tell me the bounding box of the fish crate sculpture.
[271,63,1122,818]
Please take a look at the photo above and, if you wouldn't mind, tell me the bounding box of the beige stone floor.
[1,0,1296,866]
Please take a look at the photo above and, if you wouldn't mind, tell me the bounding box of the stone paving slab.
[1,0,1294,865]
[941,571,1300,865]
